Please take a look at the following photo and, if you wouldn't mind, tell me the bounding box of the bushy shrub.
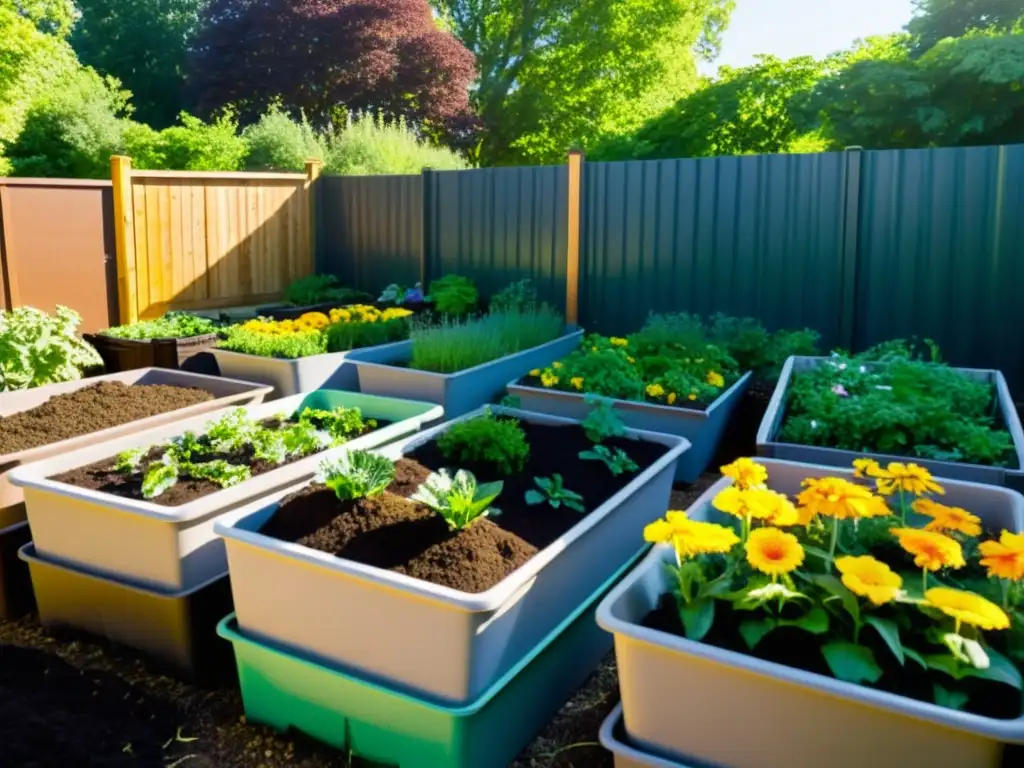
[706,314,820,378]
[243,107,326,172]
[152,112,247,172]
[429,274,478,316]
[436,412,530,476]
[489,279,538,314]
[324,114,467,175]
[284,275,369,308]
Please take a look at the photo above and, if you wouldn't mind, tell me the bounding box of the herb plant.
[525,474,585,512]
[411,469,503,530]
[101,312,219,340]
[318,450,395,501]
[0,306,102,391]
[579,444,638,476]
[217,327,327,359]
[436,411,530,476]
[428,274,478,316]
[490,279,538,314]
[581,396,628,444]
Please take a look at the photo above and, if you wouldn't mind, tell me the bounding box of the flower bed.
[216,404,687,703]
[597,456,1024,768]
[85,312,221,374]
[757,350,1024,489]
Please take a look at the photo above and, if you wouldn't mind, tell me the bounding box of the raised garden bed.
[84,312,222,375]
[10,390,442,591]
[597,457,1024,768]
[216,405,688,703]
[758,355,1024,489]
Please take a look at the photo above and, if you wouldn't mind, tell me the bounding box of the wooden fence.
[111,157,319,323]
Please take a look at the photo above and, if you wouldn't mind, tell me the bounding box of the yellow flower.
[713,487,791,522]
[610,337,629,347]
[570,376,584,390]
[746,527,805,577]
[720,458,768,491]
[688,393,697,401]
[646,383,665,398]
[644,511,739,559]
[540,372,559,387]
[852,458,882,479]
[706,371,725,388]
[835,556,902,605]
[796,477,890,522]
[667,392,677,405]
[529,369,541,377]
[892,528,965,572]
[552,361,563,370]
[872,462,944,497]
[925,587,1010,631]
[978,531,1024,581]
[913,499,982,537]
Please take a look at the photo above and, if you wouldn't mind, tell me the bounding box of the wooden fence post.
[305,159,323,277]
[110,155,138,324]
[0,184,20,311]
[565,150,584,326]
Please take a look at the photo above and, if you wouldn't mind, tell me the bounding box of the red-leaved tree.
[188,0,477,135]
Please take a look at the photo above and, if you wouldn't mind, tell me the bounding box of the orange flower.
[746,527,804,577]
[872,463,944,497]
[796,477,890,522]
[892,528,965,572]
[978,531,1024,581]
[913,499,982,537]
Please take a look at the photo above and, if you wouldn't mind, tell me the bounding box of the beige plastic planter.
[211,340,409,399]
[10,391,442,592]
[599,704,686,768]
[596,459,1024,768]
[0,368,271,530]
[216,405,688,705]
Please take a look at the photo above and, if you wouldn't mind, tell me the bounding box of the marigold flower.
[529,369,541,377]
[540,372,559,387]
[978,531,1024,581]
[796,477,890,522]
[644,511,739,559]
[925,587,1010,631]
[872,462,945,497]
[714,486,792,522]
[610,337,629,347]
[853,458,882,479]
[720,458,768,491]
[835,555,902,605]
[892,528,965,572]
[913,499,982,537]
[645,383,665,398]
[706,371,725,388]
[667,392,677,405]
[746,527,805,577]
[688,393,697,401]
[570,376,584,390]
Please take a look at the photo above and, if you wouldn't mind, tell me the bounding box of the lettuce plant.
[581,396,628,444]
[411,469,503,530]
[101,312,218,340]
[318,450,395,501]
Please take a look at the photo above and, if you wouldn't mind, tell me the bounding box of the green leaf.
[822,642,883,685]
[524,490,545,506]
[967,647,1024,691]
[808,573,859,623]
[678,598,715,642]
[739,618,776,650]
[904,647,928,669]
[925,654,964,679]
[803,545,832,562]
[780,606,830,635]
[736,581,807,610]
[932,683,970,711]
[865,615,904,665]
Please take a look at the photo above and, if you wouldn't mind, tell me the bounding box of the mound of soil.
[260,421,669,593]
[0,382,214,455]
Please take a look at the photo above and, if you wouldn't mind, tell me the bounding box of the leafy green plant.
[216,327,327,359]
[0,305,102,391]
[102,311,219,341]
[243,106,326,172]
[428,274,478,316]
[411,469,503,530]
[113,448,145,475]
[318,450,395,501]
[581,396,628,444]
[436,411,530,476]
[324,114,468,176]
[525,474,585,512]
[326,314,410,352]
[284,275,370,308]
[409,308,564,373]
[707,314,820,378]
[490,279,538,314]
[579,445,639,476]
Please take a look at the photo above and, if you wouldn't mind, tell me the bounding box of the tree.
[70,0,206,129]
[12,0,77,37]
[432,0,735,165]
[907,0,1024,54]
[189,0,477,139]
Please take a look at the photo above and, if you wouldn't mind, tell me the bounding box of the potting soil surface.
[260,421,670,593]
[0,382,215,455]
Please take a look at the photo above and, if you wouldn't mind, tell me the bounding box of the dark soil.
[0,382,215,455]
[260,421,669,593]
[53,415,389,508]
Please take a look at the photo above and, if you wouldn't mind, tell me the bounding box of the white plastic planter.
[596,459,1024,768]
[10,391,442,592]
[346,329,584,418]
[758,356,1024,491]
[215,405,688,705]
[211,340,409,399]
[508,372,751,483]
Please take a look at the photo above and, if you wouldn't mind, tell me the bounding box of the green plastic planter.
[217,549,645,768]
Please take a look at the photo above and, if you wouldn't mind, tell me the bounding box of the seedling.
[114,448,145,475]
[411,469,503,530]
[581,395,628,444]
[318,451,395,501]
[579,445,639,476]
[525,474,585,512]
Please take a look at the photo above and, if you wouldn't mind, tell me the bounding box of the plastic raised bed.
[217,550,643,768]
[10,391,443,592]
[346,328,584,419]
[20,544,233,682]
[211,340,410,399]
[508,371,752,483]
[596,458,1024,768]
[599,704,685,768]
[758,356,1024,490]
[84,332,220,375]
[216,405,688,704]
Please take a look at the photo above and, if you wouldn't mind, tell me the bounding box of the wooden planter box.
[85,333,220,375]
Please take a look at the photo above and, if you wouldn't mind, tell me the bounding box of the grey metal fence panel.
[854,144,1024,391]
[318,175,422,295]
[579,153,853,346]
[425,165,568,311]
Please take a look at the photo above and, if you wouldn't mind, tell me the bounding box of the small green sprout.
[525,474,585,512]
[578,445,639,476]
[113,448,145,476]
[410,469,503,530]
[581,395,628,444]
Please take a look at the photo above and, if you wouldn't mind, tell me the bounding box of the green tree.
[432,0,734,165]
[12,0,76,36]
[907,0,1024,54]
[71,0,206,129]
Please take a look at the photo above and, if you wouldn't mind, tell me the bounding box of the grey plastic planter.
[215,405,688,705]
[346,328,584,419]
[0,368,271,531]
[599,705,686,768]
[211,340,409,399]
[10,391,443,592]
[596,458,1024,768]
[508,371,751,483]
[758,356,1024,490]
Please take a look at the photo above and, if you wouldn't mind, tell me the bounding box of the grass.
[409,308,565,374]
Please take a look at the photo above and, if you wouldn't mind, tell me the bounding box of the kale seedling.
[525,474,585,512]
[318,451,395,501]
[411,469,503,530]
[581,395,628,444]
[579,445,639,476]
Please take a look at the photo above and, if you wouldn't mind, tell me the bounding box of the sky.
[701,0,916,75]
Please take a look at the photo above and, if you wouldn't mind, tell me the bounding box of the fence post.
[305,159,323,277]
[421,168,434,287]
[110,155,138,324]
[0,184,19,311]
[565,150,584,326]
[838,146,863,351]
